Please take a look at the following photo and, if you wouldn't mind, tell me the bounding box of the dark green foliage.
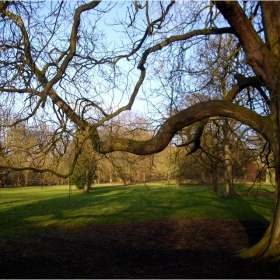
[68,169,86,189]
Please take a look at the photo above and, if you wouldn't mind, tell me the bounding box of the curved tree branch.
[178,74,265,155]
[43,1,101,106]
[93,100,271,155]
[137,27,234,71]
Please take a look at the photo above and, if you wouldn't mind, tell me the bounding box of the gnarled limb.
[92,100,271,155]
[178,74,264,155]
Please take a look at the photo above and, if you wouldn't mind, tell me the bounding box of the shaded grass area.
[0,183,278,278]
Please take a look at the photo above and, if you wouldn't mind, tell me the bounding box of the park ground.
[0,184,280,278]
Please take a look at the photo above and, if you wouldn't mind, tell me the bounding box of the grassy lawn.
[0,183,278,278]
[0,183,275,241]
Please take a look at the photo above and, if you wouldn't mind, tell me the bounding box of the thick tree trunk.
[215,1,280,259]
[239,166,280,259]
[234,65,280,258]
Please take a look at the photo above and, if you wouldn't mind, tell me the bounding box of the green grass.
[0,183,275,242]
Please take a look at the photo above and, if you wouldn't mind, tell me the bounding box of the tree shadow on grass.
[216,192,272,248]
[1,218,279,279]
[0,185,274,245]
[0,185,277,278]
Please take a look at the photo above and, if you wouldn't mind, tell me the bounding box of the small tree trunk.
[211,167,219,193]
[266,168,275,184]
[23,170,30,186]
[84,169,91,193]
[223,120,233,197]
[200,170,207,183]
[224,155,232,197]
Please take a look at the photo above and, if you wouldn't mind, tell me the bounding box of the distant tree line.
[0,111,269,194]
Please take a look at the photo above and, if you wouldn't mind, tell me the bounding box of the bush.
[68,172,86,189]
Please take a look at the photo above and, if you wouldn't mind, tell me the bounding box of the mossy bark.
[215,1,280,259]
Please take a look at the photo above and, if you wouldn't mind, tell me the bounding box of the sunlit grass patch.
[0,183,275,242]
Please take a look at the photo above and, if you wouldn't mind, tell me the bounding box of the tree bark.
[222,120,233,197]
[211,167,219,193]
[266,168,275,184]
[84,169,92,193]
[93,101,269,155]
[215,1,280,259]
[223,143,232,197]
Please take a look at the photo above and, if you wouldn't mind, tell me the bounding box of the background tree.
[97,111,157,184]
[68,135,98,193]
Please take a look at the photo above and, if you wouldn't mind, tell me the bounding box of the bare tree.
[1,1,280,258]
[97,111,155,184]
